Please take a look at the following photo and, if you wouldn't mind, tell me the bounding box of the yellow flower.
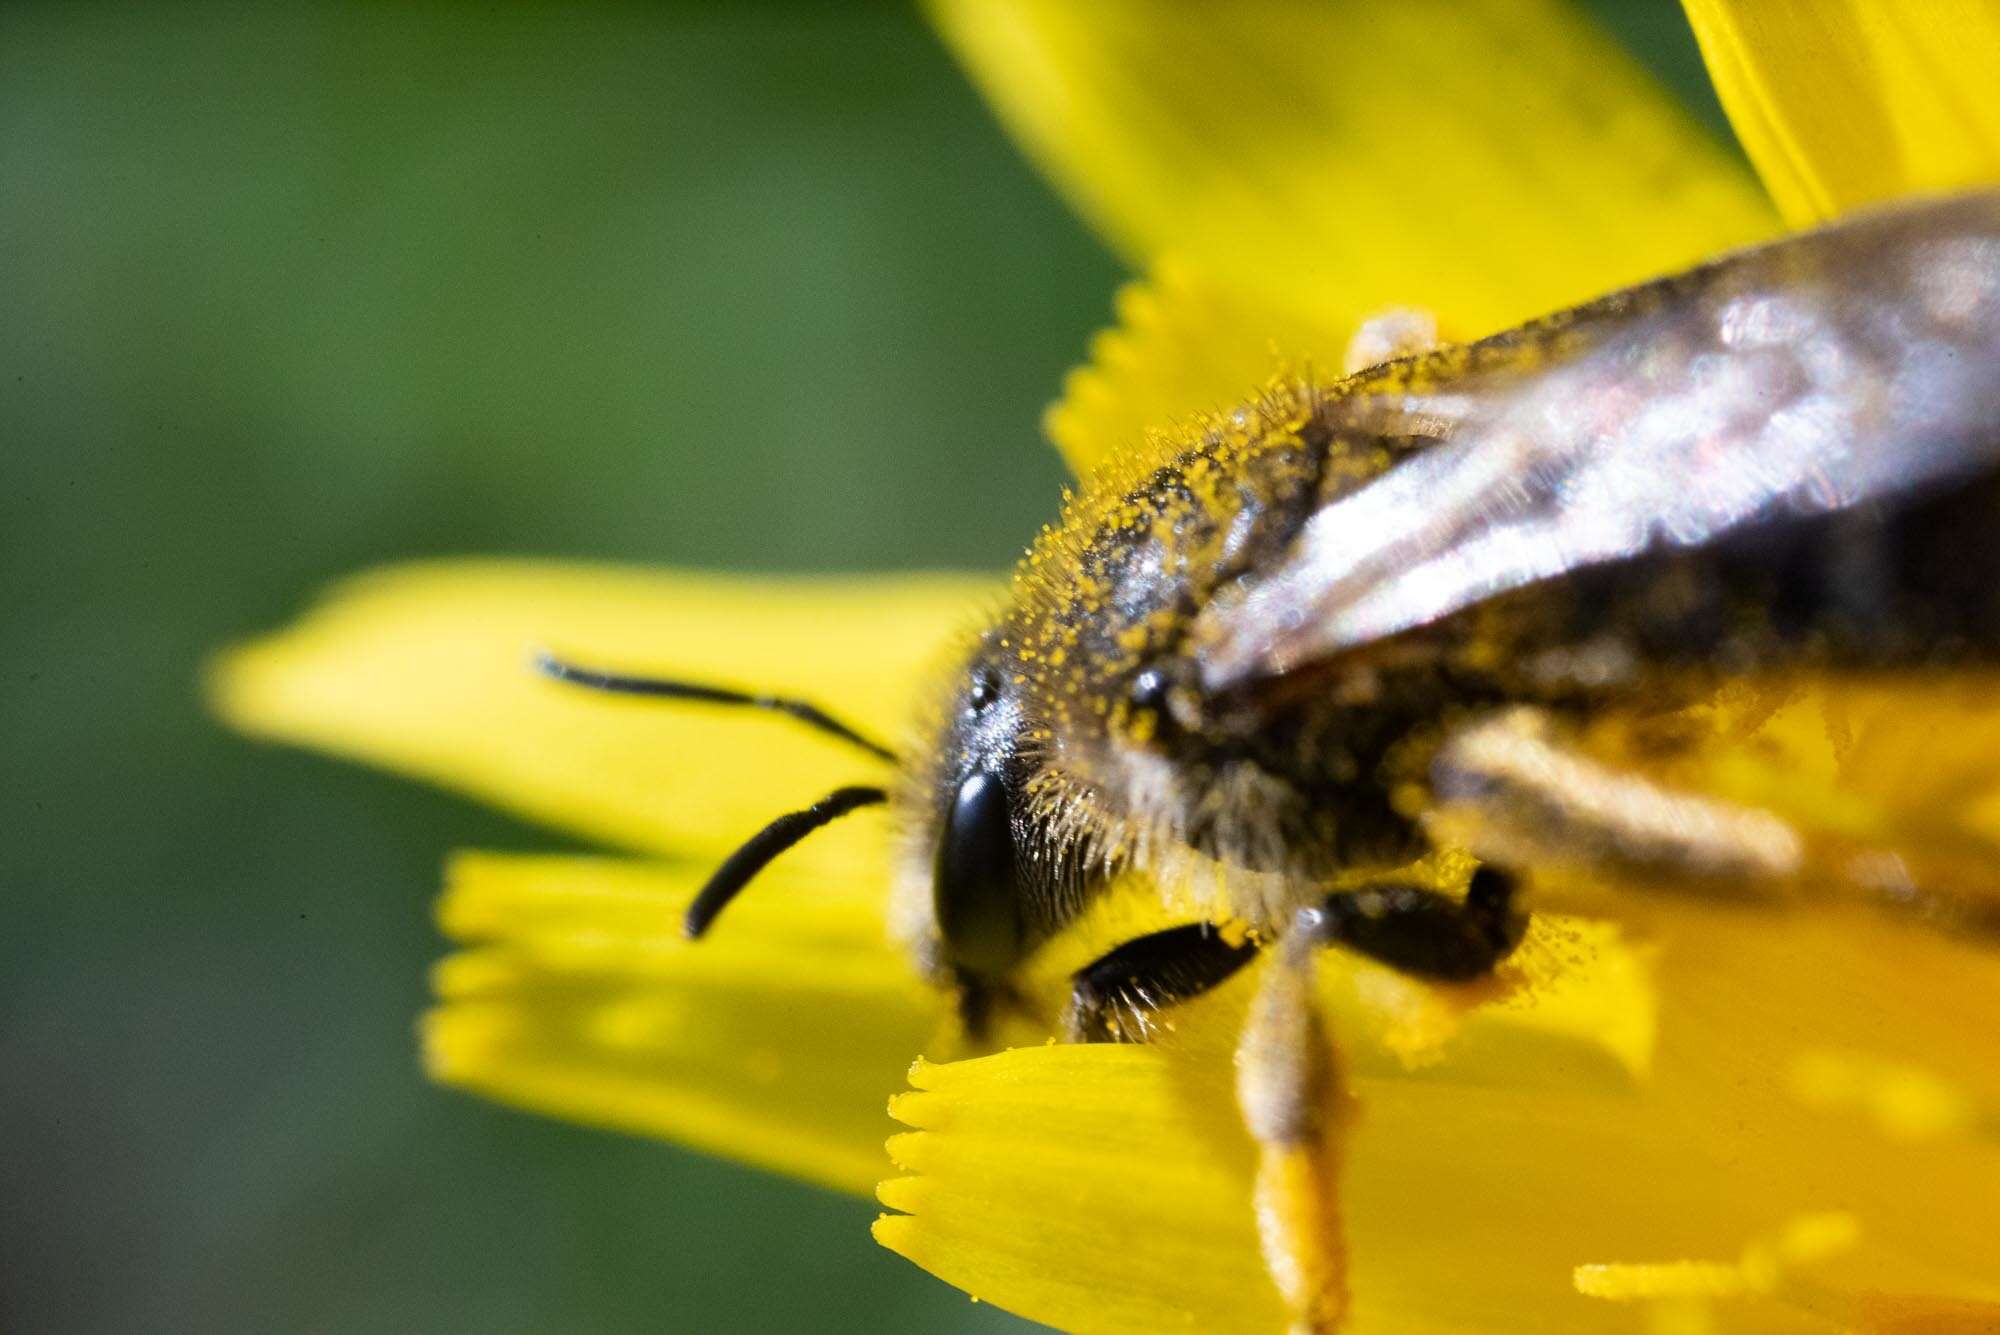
[211,3,2000,1331]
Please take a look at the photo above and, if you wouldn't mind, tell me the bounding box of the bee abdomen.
[1536,464,2000,674]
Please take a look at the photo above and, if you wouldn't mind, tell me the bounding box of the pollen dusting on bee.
[894,295,1749,951]
[893,354,1524,957]
[891,191,2000,991]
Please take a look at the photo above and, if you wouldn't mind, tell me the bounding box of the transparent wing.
[1195,192,2000,690]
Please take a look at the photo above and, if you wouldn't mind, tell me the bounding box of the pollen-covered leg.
[1233,874,1523,1331]
[1061,922,1259,1042]
[1439,707,2000,939]
[1433,706,1805,888]
[1236,921,1356,1334]
[1316,867,1527,982]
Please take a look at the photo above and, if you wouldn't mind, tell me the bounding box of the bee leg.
[1233,874,1523,1332]
[1061,923,1260,1042]
[1236,915,1356,1334]
[1433,706,1804,889]
[1313,867,1526,982]
[1437,709,2000,936]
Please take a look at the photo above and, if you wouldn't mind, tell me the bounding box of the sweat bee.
[541,190,2000,1326]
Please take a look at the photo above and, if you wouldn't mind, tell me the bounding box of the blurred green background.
[0,5,1726,1332]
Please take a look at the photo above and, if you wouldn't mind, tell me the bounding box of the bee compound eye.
[932,767,1024,976]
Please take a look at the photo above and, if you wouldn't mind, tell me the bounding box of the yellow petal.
[878,1047,1283,1334]
[929,0,1777,355]
[1683,0,2000,226]
[209,560,993,857]
[1856,1292,2000,1335]
[877,902,2000,1332]
[1043,262,1351,482]
[426,849,940,1195]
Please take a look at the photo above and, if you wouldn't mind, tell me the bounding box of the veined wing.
[1194,192,2000,691]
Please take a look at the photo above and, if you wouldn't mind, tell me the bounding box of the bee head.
[924,653,1032,986]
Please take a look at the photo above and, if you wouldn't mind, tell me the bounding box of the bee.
[540,190,2000,1328]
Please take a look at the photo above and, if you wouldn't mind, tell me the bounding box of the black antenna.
[533,650,896,763]
[684,785,888,939]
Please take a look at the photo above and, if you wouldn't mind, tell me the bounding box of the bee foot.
[1237,929,1357,1331]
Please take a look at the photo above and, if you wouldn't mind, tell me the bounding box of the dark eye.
[932,766,1023,976]
[967,666,1001,713]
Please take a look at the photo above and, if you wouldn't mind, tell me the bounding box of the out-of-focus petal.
[878,901,2000,1332]
[426,850,940,1195]
[1683,0,2000,226]
[928,0,1776,351]
[210,560,993,857]
[1042,263,1350,482]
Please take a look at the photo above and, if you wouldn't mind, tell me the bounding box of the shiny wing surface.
[1195,193,2000,690]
